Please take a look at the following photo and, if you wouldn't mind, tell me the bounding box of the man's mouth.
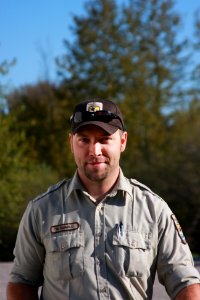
[86,158,108,165]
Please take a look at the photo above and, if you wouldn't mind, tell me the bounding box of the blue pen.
[119,222,124,236]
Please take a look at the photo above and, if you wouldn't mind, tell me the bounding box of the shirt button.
[96,231,102,237]
[61,242,66,250]
[131,241,136,247]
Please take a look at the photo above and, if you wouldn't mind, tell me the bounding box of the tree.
[118,0,189,185]
[161,101,200,251]
[56,0,188,181]
[55,0,200,253]
[190,9,200,100]
[56,0,122,99]
[0,61,62,259]
[0,51,16,112]
[6,81,75,178]
[0,112,60,260]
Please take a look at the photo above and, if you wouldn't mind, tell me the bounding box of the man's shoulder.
[32,178,70,203]
[129,178,164,202]
[130,178,153,192]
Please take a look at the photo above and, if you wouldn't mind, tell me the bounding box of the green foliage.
[6,81,76,178]
[0,58,16,76]
[56,0,200,253]
[0,55,16,112]
[190,11,200,96]
[1,0,200,258]
[56,0,189,191]
[57,0,187,106]
[162,102,200,249]
[0,114,59,260]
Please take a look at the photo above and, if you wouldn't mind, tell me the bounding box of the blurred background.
[1,0,200,260]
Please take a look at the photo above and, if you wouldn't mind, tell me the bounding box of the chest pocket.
[45,231,84,281]
[112,231,151,278]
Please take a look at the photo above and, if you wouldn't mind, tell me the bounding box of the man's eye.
[100,137,111,143]
[80,138,89,143]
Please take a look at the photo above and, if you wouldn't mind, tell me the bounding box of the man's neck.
[78,170,120,203]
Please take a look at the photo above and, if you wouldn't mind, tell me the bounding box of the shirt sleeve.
[156,202,200,299]
[9,201,44,286]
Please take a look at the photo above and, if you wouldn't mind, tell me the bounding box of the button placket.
[94,204,110,299]
[61,242,66,251]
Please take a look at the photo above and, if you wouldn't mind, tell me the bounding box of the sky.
[1,0,200,90]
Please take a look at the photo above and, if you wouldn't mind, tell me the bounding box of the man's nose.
[89,142,102,156]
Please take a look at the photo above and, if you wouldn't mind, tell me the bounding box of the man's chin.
[85,170,108,182]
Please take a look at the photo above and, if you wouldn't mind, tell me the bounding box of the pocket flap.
[113,231,151,250]
[46,231,84,252]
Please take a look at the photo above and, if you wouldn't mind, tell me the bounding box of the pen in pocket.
[116,222,124,237]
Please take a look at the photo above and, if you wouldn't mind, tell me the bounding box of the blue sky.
[1,0,200,90]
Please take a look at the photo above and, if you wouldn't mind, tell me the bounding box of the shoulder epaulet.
[32,179,67,203]
[130,178,153,192]
[130,178,163,201]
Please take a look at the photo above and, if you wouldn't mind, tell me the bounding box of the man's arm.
[7,282,39,300]
[175,284,200,300]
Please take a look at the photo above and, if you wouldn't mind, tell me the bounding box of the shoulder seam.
[130,178,164,201]
[32,179,68,203]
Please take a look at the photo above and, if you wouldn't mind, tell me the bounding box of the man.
[7,99,200,299]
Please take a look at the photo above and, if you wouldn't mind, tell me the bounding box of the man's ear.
[69,133,74,153]
[120,131,127,152]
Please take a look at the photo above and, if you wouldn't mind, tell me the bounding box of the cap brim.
[72,121,119,134]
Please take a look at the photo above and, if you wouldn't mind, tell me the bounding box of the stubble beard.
[84,165,109,182]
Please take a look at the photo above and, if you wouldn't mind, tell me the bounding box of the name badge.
[50,222,79,233]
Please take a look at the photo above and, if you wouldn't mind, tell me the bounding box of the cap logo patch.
[171,214,187,244]
[50,222,79,233]
[86,102,103,112]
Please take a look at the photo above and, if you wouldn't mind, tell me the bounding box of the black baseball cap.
[70,99,124,134]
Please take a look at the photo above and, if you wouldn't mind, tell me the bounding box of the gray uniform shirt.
[10,170,200,299]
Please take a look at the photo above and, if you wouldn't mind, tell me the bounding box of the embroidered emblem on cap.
[171,214,187,244]
[86,102,103,112]
[50,222,79,233]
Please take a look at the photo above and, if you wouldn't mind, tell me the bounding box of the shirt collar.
[66,168,133,200]
[66,170,84,198]
[110,168,133,199]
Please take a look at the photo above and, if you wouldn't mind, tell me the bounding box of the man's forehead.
[75,125,111,136]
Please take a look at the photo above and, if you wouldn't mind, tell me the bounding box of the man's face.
[69,125,127,183]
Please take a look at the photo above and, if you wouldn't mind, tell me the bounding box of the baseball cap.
[70,99,124,134]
